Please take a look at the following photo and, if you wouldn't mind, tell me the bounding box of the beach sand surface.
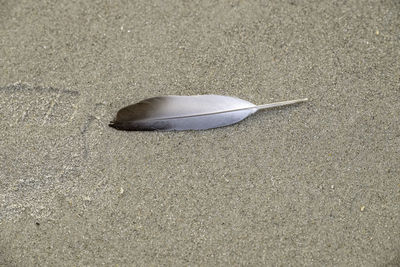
[0,0,399,265]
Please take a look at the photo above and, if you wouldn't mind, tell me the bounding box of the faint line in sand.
[42,91,61,126]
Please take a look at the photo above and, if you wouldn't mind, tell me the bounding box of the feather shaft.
[256,98,308,110]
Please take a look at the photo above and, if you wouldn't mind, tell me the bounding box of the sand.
[0,0,399,265]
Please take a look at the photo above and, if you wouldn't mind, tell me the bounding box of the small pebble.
[360,206,365,212]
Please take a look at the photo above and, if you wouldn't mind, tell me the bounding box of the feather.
[109,95,307,131]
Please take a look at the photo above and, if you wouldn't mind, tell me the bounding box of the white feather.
[109,95,307,131]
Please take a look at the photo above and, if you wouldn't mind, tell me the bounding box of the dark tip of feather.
[109,121,116,128]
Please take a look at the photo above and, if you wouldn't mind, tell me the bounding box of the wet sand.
[0,0,399,265]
